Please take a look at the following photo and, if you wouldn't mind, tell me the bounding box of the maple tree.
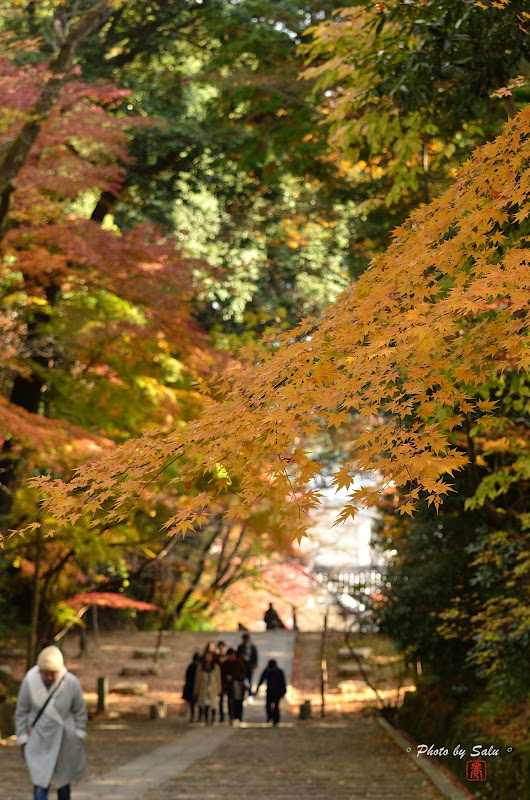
[36,105,530,527]
[0,3,209,532]
[30,102,530,681]
[286,0,530,701]
[0,0,122,234]
[0,2,225,645]
[1,5,528,693]
[0,5,325,642]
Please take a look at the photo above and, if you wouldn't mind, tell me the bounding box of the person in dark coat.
[264,603,286,630]
[221,648,246,725]
[216,641,227,722]
[236,633,258,697]
[182,652,200,722]
[256,659,287,726]
[216,641,227,664]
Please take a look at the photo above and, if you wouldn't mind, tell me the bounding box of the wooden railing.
[314,567,385,596]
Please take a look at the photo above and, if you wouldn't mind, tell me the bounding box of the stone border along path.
[376,718,473,800]
[72,629,472,800]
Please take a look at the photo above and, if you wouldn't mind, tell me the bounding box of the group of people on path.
[14,605,288,799]
[182,630,287,727]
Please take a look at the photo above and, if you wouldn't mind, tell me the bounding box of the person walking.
[220,648,246,725]
[193,650,222,725]
[264,602,286,630]
[15,645,88,800]
[256,658,287,726]
[216,641,228,723]
[215,641,227,665]
[182,652,200,722]
[202,641,217,661]
[236,632,258,698]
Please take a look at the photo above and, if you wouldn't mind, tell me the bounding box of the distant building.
[302,477,385,573]
[302,478,386,627]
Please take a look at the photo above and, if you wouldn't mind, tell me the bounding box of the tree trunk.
[0,284,59,529]
[0,2,118,518]
[92,604,100,647]
[0,440,25,537]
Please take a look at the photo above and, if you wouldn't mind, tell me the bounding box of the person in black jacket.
[216,641,227,722]
[236,633,258,697]
[264,603,286,630]
[221,648,246,725]
[182,652,200,722]
[256,659,287,726]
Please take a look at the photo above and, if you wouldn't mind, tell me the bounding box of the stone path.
[73,631,295,800]
[148,719,446,800]
[76,726,235,800]
[0,630,466,800]
[74,629,448,800]
[233,630,296,724]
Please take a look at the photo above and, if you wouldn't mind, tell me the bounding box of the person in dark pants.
[236,633,258,697]
[221,648,246,725]
[15,645,88,800]
[216,641,227,722]
[182,652,200,722]
[256,659,287,726]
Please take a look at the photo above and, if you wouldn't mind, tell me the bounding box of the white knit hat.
[37,645,64,672]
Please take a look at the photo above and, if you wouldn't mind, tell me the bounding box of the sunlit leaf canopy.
[0,0,528,707]
[0,2,363,624]
[33,105,530,536]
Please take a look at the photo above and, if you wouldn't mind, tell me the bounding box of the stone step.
[0,647,25,659]
[337,646,373,661]
[133,647,171,659]
[337,661,372,677]
[337,679,367,693]
[121,662,160,676]
[112,681,148,696]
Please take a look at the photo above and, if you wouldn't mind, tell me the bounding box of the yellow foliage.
[29,106,530,539]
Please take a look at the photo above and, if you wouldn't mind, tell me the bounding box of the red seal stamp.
[466,760,487,781]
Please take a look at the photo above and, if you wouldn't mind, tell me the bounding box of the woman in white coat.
[193,649,222,725]
[15,645,88,800]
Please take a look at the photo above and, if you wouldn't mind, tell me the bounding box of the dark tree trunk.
[0,283,58,531]
[0,2,118,523]
[91,190,117,223]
